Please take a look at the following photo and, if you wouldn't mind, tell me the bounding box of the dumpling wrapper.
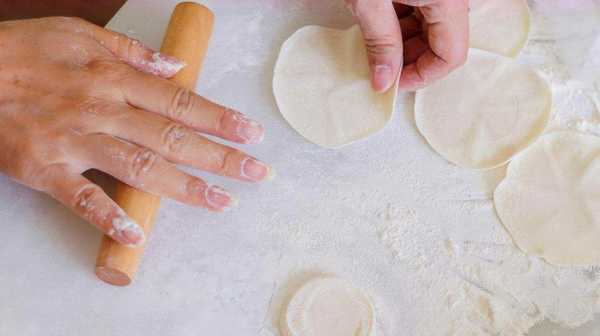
[280,277,376,336]
[494,131,600,266]
[415,49,551,169]
[470,0,530,57]
[273,25,398,149]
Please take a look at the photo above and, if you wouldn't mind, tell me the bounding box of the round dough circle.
[415,49,551,169]
[273,25,398,148]
[494,132,600,266]
[469,0,530,57]
[280,277,375,336]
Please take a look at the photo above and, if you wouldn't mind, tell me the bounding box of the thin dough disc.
[415,49,551,169]
[273,25,398,148]
[469,0,530,57]
[280,277,376,336]
[494,132,600,266]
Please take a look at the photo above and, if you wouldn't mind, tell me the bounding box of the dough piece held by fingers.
[273,25,398,148]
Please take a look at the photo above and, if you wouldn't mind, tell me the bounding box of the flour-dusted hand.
[0,17,271,246]
[346,0,469,92]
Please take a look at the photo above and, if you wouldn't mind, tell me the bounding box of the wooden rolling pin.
[95,2,214,286]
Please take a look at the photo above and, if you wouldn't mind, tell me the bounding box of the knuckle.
[116,33,137,62]
[168,88,195,120]
[216,108,234,133]
[215,149,239,175]
[364,36,398,57]
[86,59,131,82]
[12,139,45,180]
[401,0,435,6]
[185,177,207,196]
[77,97,109,117]
[72,184,102,216]
[161,123,190,156]
[128,148,158,181]
[73,98,115,133]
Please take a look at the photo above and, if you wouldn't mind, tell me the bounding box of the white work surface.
[2,1,600,335]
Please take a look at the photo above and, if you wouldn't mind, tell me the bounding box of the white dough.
[494,132,600,266]
[273,25,398,148]
[415,49,551,169]
[469,0,530,57]
[280,277,375,336]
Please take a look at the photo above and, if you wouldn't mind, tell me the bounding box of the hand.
[0,17,272,246]
[346,0,469,92]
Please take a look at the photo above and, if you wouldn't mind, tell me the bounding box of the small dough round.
[469,0,530,57]
[494,132,600,266]
[280,277,375,336]
[415,49,551,169]
[273,25,398,148]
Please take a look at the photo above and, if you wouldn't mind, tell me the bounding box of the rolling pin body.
[95,2,214,286]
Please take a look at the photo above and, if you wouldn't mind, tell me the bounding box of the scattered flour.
[265,0,600,336]
[369,2,600,335]
[196,1,600,335]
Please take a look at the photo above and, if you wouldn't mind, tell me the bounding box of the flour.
[111,210,145,247]
[188,1,600,335]
[370,2,600,335]
[144,52,186,77]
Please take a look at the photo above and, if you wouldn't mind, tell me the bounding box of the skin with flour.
[0,17,272,246]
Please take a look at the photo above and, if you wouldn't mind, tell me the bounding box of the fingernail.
[241,157,271,181]
[147,52,186,77]
[372,64,394,93]
[111,214,145,247]
[233,112,265,144]
[205,185,237,211]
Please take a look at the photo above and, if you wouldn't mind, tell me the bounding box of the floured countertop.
[1,1,600,335]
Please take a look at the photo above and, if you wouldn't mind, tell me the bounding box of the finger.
[75,19,185,78]
[347,0,403,92]
[76,134,237,212]
[40,164,145,247]
[114,72,265,144]
[398,1,469,91]
[99,102,272,182]
[403,35,429,64]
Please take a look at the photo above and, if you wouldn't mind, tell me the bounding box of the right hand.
[0,17,272,246]
[346,0,469,92]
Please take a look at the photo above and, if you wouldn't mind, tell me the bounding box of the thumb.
[347,0,403,92]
